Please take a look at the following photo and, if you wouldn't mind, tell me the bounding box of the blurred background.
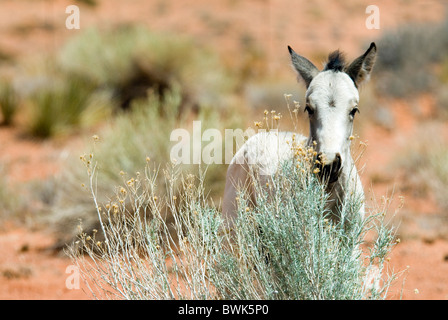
[0,0,447,299]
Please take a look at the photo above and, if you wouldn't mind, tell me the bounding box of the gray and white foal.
[223,43,377,223]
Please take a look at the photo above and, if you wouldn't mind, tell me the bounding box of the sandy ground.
[1,0,448,300]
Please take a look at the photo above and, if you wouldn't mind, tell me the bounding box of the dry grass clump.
[66,138,399,300]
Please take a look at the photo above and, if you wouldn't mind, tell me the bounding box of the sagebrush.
[66,141,399,300]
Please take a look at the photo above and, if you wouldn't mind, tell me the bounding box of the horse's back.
[231,131,306,171]
[223,131,307,220]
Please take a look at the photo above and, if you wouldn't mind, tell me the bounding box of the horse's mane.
[324,50,346,72]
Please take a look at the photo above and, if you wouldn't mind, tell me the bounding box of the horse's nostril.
[335,153,341,163]
[315,152,342,184]
[334,153,342,170]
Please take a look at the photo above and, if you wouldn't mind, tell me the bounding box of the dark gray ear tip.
[288,45,294,55]
[369,42,377,51]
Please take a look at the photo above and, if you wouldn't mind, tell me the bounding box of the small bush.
[0,80,19,126]
[25,74,102,138]
[58,26,237,110]
[66,142,398,300]
[374,15,448,98]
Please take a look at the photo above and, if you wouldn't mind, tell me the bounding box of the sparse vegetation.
[394,134,448,211]
[46,87,242,249]
[58,26,238,111]
[7,26,238,139]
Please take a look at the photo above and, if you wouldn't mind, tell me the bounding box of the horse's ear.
[345,42,377,87]
[288,46,319,88]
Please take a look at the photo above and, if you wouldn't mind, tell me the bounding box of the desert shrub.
[0,80,19,126]
[25,73,104,138]
[375,15,448,98]
[66,142,398,300]
[58,26,237,110]
[47,88,242,249]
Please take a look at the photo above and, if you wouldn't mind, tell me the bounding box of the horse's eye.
[349,106,359,118]
[304,105,314,116]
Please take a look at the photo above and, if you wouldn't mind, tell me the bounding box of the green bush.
[25,74,102,138]
[0,80,19,126]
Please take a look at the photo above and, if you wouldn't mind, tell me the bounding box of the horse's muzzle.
[316,152,342,184]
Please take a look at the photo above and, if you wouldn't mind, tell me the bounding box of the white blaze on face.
[305,70,359,167]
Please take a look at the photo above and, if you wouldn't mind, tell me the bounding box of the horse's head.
[288,43,377,184]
